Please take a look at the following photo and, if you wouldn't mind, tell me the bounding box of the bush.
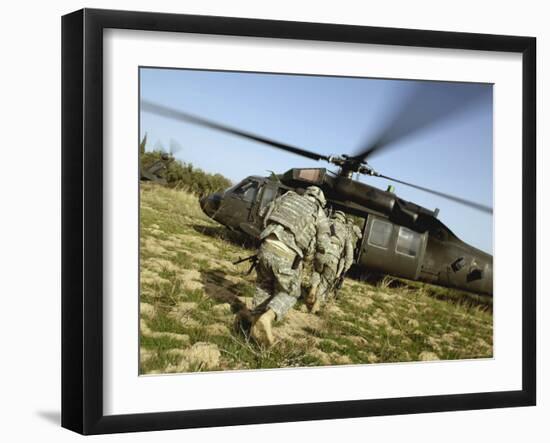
[140,142,232,198]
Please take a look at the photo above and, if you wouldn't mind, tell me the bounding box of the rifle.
[333,275,345,298]
[233,254,258,274]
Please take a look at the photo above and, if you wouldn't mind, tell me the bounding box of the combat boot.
[250,309,276,347]
[309,298,322,315]
[304,285,317,312]
[233,308,254,337]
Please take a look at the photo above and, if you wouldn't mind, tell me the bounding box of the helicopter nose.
[199,195,210,214]
[200,193,222,217]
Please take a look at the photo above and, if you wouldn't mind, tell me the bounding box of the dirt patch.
[374,292,394,301]
[193,252,234,270]
[475,338,491,349]
[442,331,460,344]
[140,302,156,319]
[169,302,201,328]
[212,304,232,317]
[186,342,220,368]
[427,337,442,352]
[275,310,324,341]
[419,351,440,361]
[206,323,230,336]
[308,348,332,365]
[158,238,184,250]
[178,269,204,291]
[140,349,156,363]
[324,303,345,317]
[347,336,369,346]
[141,319,191,343]
[369,314,390,328]
[141,237,168,256]
[366,352,379,363]
[173,233,220,252]
[347,293,374,309]
[331,354,353,365]
[172,301,198,312]
[224,274,243,285]
[140,268,170,286]
[167,342,221,372]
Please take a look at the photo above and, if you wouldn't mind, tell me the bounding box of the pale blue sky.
[140,68,493,253]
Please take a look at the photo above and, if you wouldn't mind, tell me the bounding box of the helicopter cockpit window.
[260,186,277,208]
[368,219,393,249]
[396,227,421,258]
[231,180,259,202]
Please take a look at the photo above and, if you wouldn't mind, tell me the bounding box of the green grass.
[140,352,182,374]
[141,335,186,352]
[139,183,493,374]
[147,311,187,335]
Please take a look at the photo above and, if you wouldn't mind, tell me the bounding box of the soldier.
[239,186,330,347]
[306,211,362,313]
[346,218,363,253]
[342,217,362,280]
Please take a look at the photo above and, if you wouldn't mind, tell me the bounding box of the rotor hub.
[327,155,380,178]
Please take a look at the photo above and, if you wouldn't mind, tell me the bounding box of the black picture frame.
[61,8,536,435]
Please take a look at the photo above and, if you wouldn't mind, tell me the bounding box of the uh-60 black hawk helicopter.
[141,98,494,296]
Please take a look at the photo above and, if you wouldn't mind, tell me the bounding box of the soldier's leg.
[304,271,321,311]
[319,267,337,302]
[252,266,273,310]
[252,248,276,311]
[250,252,296,347]
[307,273,329,314]
[267,258,302,321]
[251,242,300,346]
[235,260,270,335]
[236,247,275,336]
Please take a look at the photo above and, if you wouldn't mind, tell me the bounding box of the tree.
[140,139,232,197]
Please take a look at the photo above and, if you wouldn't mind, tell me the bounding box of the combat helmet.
[304,186,326,207]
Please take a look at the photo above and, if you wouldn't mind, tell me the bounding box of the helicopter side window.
[396,227,421,258]
[231,180,259,203]
[368,219,393,249]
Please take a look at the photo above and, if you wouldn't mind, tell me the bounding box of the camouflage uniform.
[252,187,330,320]
[310,212,362,304]
[346,219,363,254]
[343,219,362,278]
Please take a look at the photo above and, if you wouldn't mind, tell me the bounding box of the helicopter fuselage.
[200,167,493,295]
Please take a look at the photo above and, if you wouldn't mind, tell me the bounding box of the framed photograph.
[61,8,536,435]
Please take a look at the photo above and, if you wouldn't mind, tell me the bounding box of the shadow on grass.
[191,224,257,250]
[201,268,252,314]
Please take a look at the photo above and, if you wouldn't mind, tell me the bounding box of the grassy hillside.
[139,183,493,374]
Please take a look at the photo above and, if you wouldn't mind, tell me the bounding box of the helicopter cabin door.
[215,179,260,235]
[359,215,428,280]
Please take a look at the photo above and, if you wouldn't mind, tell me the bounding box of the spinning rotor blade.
[378,173,493,214]
[141,100,330,162]
[352,82,490,161]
